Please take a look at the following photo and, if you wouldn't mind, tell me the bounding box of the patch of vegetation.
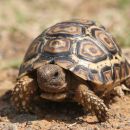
[15,9,27,23]
[118,0,130,8]
[115,32,130,47]
[0,58,22,70]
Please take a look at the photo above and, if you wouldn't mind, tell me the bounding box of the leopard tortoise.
[11,19,130,122]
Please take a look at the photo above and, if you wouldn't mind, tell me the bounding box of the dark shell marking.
[46,23,83,37]
[91,28,118,54]
[77,38,107,63]
[44,38,71,54]
[19,20,130,87]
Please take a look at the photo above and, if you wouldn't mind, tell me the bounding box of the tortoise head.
[37,64,68,101]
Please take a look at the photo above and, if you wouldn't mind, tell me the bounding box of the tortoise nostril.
[54,72,59,77]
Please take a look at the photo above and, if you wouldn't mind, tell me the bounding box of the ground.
[0,93,130,130]
[0,0,130,129]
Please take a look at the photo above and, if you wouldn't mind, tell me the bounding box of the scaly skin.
[11,76,39,113]
[74,84,109,122]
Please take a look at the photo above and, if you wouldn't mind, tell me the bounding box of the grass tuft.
[0,58,22,70]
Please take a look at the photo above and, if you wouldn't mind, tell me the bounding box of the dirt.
[0,83,130,130]
[0,1,130,129]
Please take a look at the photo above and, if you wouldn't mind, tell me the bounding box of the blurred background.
[0,1,130,128]
[0,0,130,65]
[0,0,130,74]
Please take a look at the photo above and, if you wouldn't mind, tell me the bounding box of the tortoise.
[11,19,130,122]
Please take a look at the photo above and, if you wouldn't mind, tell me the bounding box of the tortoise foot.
[11,76,38,113]
[74,84,109,122]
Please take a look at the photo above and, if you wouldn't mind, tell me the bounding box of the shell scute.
[43,38,71,54]
[101,66,113,84]
[72,65,89,80]
[46,23,83,37]
[113,64,121,83]
[55,57,75,69]
[120,62,127,80]
[91,72,103,85]
[91,28,118,54]
[77,38,107,63]
[24,35,44,62]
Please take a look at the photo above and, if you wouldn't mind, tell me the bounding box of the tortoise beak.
[37,64,68,93]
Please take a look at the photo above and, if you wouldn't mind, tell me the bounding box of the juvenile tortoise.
[11,19,130,122]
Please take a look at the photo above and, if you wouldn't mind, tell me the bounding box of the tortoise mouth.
[41,83,68,93]
[40,91,67,101]
[40,83,68,101]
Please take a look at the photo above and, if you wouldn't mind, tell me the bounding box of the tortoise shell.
[19,19,130,86]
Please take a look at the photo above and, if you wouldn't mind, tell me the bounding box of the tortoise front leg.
[11,75,39,113]
[74,84,109,122]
